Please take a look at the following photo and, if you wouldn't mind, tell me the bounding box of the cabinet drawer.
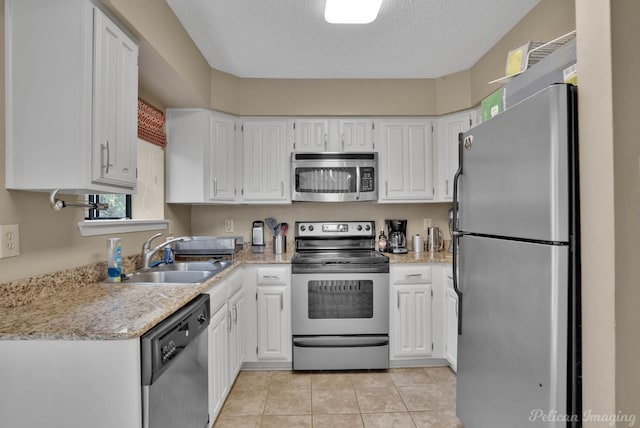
[256,267,289,285]
[206,279,228,314]
[391,265,432,284]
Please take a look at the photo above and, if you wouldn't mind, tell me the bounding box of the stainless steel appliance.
[251,221,265,253]
[426,226,443,252]
[291,152,378,202]
[385,219,408,254]
[453,84,580,427]
[291,221,390,370]
[141,295,210,428]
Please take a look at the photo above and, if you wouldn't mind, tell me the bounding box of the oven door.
[291,272,389,335]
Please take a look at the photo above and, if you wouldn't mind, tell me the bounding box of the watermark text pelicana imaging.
[529,409,636,427]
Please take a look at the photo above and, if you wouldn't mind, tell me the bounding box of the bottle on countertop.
[107,238,122,282]
[163,236,175,264]
[378,230,387,253]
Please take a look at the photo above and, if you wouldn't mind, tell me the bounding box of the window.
[85,194,132,220]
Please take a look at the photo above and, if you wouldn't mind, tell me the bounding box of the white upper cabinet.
[337,119,374,152]
[209,115,239,202]
[293,119,329,152]
[293,118,374,152]
[166,109,239,203]
[241,119,293,203]
[435,110,477,201]
[376,119,434,202]
[6,0,138,194]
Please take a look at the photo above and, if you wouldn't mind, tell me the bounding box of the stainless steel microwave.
[291,152,378,202]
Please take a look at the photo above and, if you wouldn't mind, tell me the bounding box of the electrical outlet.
[423,218,432,230]
[225,219,234,233]
[0,224,20,258]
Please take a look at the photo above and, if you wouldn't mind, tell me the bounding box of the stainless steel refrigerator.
[453,84,581,427]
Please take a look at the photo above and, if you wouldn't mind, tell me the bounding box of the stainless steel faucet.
[141,233,192,269]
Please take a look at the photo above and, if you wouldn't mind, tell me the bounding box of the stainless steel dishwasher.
[141,294,210,428]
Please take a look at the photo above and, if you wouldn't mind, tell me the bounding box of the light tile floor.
[213,367,463,428]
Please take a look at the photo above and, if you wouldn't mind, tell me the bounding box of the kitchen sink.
[157,260,234,273]
[124,270,216,285]
[120,260,235,285]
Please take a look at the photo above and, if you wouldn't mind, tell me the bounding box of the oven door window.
[308,280,373,319]
[295,167,356,193]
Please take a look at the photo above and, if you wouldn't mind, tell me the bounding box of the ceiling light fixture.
[324,0,383,24]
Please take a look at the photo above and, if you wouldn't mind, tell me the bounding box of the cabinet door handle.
[341,134,345,151]
[324,133,328,151]
[233,304,238,324]
[397,290,400,308]
[213,178,217,196]
[385,180,389,196]
[445,179,449,195]
[280,293,284,311]
[407,273,423,279]
[102,141,111,174]
[281,181,284,197]
[263,275,281,280]
[227,311,232,332]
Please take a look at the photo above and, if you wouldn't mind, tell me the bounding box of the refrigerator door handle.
[452,131,464,335]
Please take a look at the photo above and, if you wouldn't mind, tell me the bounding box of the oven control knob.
[365,224,371,231]
[300,225,306,232]
[357,225,363,231]
[197,314,207,325]
[309,225,314,232]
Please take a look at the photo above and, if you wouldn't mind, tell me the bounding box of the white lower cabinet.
[390,265,434,360]
[208,302,230,421]
[205,268,244,426]
[243,265,292,367]
[443,267,458,372]
[228,272,245,379]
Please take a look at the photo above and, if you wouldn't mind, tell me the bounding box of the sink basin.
[124,270,215,285]
[157,260,234,272]
[122,260,235,285]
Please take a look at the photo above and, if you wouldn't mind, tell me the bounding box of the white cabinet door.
[257,284,291,361]
[436,110,476,201]
[209,114,238,202]
[166,110,238,203]
[254,265,291,361]
[377,119,434,202]
[444,269,458,372]
[6,1,138,193]
[294,119,328,152]
[338,119,374,152]
[242,120,292,203]
[390,265,434,360]
[208,305,230,421]
[228,287,244,379]
[92,8,138,187]
[392,283,433,359]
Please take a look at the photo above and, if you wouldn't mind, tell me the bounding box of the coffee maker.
[385,220,408,254]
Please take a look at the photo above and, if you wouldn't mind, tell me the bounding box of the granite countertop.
[0,247,452,341]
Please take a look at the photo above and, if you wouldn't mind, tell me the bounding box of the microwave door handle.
[355,167,361,200]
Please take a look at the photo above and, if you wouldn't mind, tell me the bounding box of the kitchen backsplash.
[191,202,452,246]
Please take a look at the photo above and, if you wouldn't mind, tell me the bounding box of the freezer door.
[458,84,574,242]
[457,235,569,428]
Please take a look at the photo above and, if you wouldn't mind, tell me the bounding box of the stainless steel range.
[291,221,390,371]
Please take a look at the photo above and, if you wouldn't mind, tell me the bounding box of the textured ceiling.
[166,0,541,79]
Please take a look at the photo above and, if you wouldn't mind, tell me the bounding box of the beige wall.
[191,203,452,251]
[470,0,576,105]
[611,0,640,423]
[574,2,617,423]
